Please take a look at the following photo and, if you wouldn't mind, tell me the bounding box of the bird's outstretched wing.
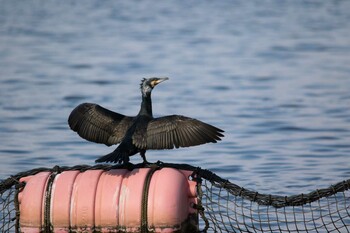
[68,103,134,146]
[134,115,224,149]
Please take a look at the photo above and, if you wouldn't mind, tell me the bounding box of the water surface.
[1,1,350,195]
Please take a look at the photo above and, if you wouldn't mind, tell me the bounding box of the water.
[1,1,350,196]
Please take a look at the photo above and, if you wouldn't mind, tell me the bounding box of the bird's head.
[140,77,169,96]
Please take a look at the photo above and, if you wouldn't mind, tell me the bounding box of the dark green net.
[1,163,349,232]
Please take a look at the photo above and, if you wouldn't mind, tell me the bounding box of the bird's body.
[68,77,224,164]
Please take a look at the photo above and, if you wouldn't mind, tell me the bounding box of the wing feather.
[68,103,134,146]
[145,115,224,149]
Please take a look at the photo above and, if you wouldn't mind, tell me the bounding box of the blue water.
[1,1,350,195]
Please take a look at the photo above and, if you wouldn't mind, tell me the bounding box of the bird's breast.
[131,116,152,149]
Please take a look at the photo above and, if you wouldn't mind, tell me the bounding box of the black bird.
[68,77,224,164]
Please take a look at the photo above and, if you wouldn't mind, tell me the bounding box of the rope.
[141,165,160,233]
[1,162,350,232]
[2,162,350,208]
[43,166,61,232]
[14,182,24,233]
[195,180,209,232]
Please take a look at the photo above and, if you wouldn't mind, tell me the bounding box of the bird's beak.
[154,77,169,85]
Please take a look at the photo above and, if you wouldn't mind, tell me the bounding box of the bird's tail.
[95,148,129,164]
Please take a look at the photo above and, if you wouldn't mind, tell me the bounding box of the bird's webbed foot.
[120,156,135,171]
[124,161,135,171]
[156,160,164,166]
[111,161,135,171]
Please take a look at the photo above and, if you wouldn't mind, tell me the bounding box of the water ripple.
[0,0,350,196]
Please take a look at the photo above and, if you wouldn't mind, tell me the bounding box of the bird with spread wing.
[68,77,224,164]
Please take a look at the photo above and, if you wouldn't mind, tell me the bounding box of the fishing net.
[1,163,349,233]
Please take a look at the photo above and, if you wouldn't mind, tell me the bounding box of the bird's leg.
[122,154,130,164]
[140,150,150,164]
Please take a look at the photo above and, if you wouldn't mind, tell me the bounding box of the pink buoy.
[18,167,198,232]
[95,169,129,230]
[18,172,51,233]
[51,170,80,232]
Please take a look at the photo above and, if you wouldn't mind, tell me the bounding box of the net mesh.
[0,174,23,233]
[198,176,350,232]
[1,163,349,233]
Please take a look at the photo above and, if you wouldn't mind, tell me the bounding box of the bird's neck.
[138,93,153,117]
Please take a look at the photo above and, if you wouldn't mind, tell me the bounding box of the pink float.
[18,167,198,232]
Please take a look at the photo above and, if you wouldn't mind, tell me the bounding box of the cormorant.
[68,77,224,164]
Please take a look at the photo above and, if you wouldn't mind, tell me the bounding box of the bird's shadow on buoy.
[102,160,164,178]
[110,160,163,169]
